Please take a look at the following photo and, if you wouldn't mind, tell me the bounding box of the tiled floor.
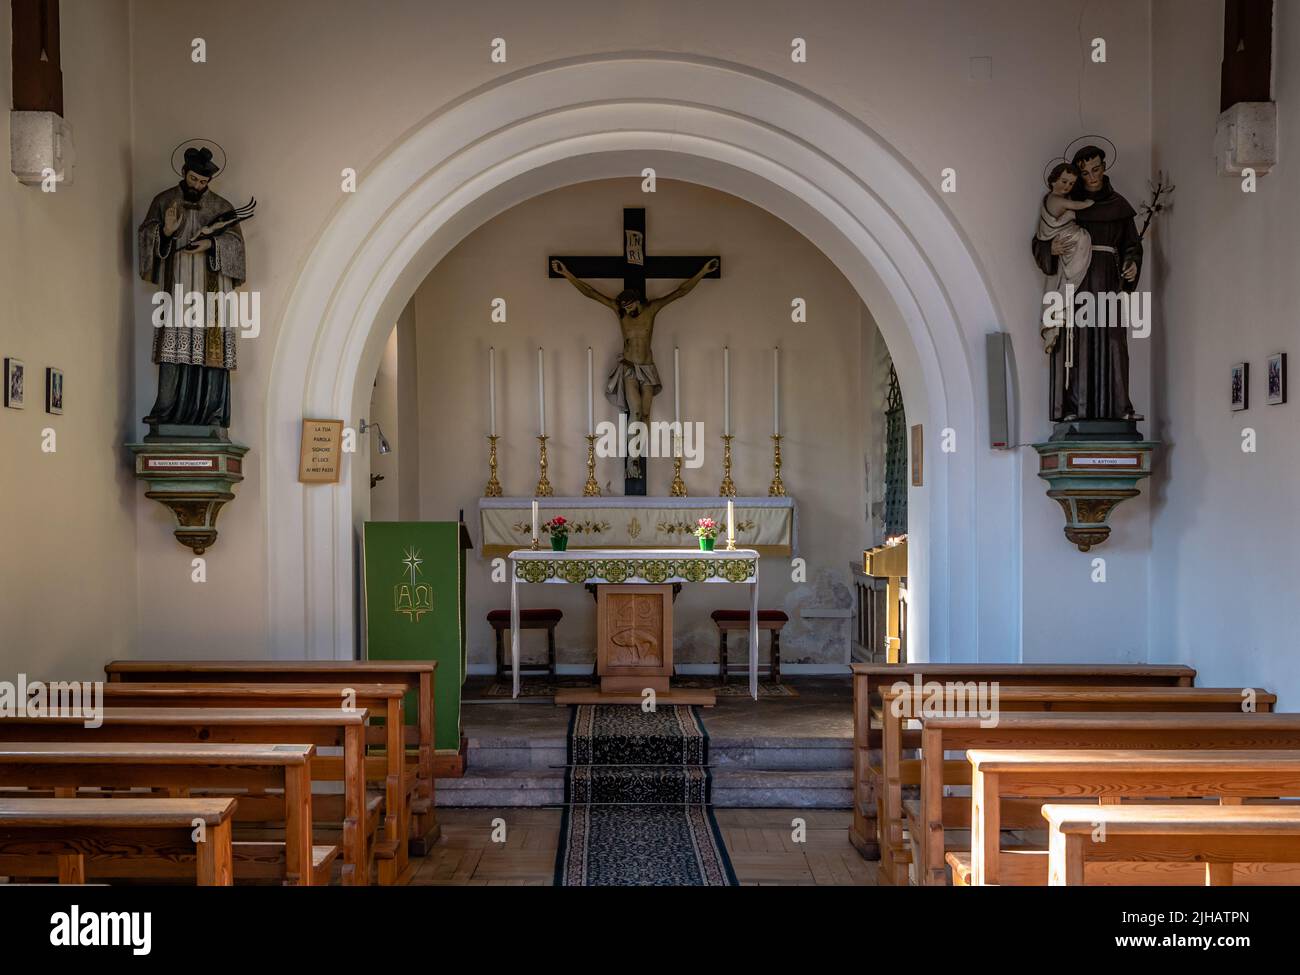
[408,806,877,886]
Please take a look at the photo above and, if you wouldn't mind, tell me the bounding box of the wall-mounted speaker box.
[986,332,1011,449]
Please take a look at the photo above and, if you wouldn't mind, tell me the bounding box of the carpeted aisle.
[554,704,738,886]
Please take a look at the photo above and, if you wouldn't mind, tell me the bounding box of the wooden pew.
[0,797,237,885]
[104,659,441,852]
[964,748,1300,885]
[850,662,1196,858]
[875,682,1251,884]
[100,681,410,880]
[913,711,1300,886]
[0,741,331,885]
[0,707,375,885]
[1042,804,1300,886]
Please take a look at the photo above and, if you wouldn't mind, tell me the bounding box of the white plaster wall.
[368,326,400,521]
[412,179,864,667]
[114,0,1154,664]
[1150,1,1300,703]
[0,2,138,681]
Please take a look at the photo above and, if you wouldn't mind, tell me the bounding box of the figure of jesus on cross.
[550,208,719,494]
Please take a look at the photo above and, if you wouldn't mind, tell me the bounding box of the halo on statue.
[170,138,228,178]
[1063,134,1118,172]
[1042,156,1070,189]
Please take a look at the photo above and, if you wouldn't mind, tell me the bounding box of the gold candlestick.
[718,434,737,498]
[483,435,503,497]
[670,433,687,496]
[535,435,553,497]
[768,434,786,497]
[582,435,601,496]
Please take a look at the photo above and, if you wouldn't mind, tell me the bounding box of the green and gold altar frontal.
[479,496,795,558]
[511,548,759,585]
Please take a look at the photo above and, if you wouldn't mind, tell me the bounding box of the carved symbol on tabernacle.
[627,517,642,539]
[610,595,661,665]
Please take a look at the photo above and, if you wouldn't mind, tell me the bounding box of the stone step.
[435,766,852,808]
[710,768,853,809]
[436,767,565,807]
[465,735,851,771]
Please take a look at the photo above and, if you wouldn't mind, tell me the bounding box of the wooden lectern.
[863,538,908,663]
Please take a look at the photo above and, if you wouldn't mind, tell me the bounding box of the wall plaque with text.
[299,418,344,483]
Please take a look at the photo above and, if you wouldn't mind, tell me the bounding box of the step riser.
[467,744,851,771]
[435,789,851,808]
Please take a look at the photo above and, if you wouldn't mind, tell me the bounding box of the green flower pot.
[698,536,716,551]
[550,535,568,552]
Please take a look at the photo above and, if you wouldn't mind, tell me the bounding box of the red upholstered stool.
[710,609,788,685]
[487,608,563,680]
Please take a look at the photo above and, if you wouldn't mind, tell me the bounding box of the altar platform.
[437,676,854,809]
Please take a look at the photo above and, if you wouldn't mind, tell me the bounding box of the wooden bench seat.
[850,662,1197,858]
[0,797,236,885]
[1043,803,1300,886]
[104,659,441,852]
[875,682,1263,884]
[100,681,412,880]
[0,706,377,885]
[966,748,1300,886]
[0,741,325,885]
[911,710,1300,885]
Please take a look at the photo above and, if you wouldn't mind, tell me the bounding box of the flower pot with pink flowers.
[693,517,719,551]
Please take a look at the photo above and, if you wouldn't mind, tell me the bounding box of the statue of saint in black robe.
[1031,174,1142,424]
[138,147,247,435]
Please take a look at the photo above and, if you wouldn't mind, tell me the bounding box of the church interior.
[1,0,1298,930]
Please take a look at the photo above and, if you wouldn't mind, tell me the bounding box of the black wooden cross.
[547,207,721,300]
[549,207,720,496]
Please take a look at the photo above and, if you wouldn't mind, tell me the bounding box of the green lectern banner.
[363,521,471,753]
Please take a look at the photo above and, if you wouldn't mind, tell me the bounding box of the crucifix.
[550,207,720,495]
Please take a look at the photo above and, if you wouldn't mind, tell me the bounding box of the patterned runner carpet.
[554,705,738,886]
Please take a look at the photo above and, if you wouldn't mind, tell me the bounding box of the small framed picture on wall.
[1266,353,1287,406]
[45,367,64,415]
[1230,362,1249,411]
[4,357,24,409]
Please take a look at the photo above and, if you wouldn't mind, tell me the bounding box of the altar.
[508,547,762,704]
[481,496,796,558]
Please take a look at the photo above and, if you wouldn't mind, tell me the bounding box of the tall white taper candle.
[727,498,735,545]
[531,500,539,544]
[537,347,545,437]
[488,346,497,437]
[773,346,780,436]
[586,346,594,436]
[674,346,681,424]
[723,346,731,436]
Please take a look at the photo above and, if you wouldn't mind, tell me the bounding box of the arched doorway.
[264,54,1021,663]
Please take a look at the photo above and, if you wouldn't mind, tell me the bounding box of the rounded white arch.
[265,54,1021,662]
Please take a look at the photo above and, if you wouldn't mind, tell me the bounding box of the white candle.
[674,346,681,424]
[488,346,497,437]
[727,498,735,545]
[586,346,594,436]
[531,500,539,543]
[537,347,545,437]
[723,346,731,436]
[773,346,780,437]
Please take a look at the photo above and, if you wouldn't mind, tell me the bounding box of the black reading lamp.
[359,418,392,455]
